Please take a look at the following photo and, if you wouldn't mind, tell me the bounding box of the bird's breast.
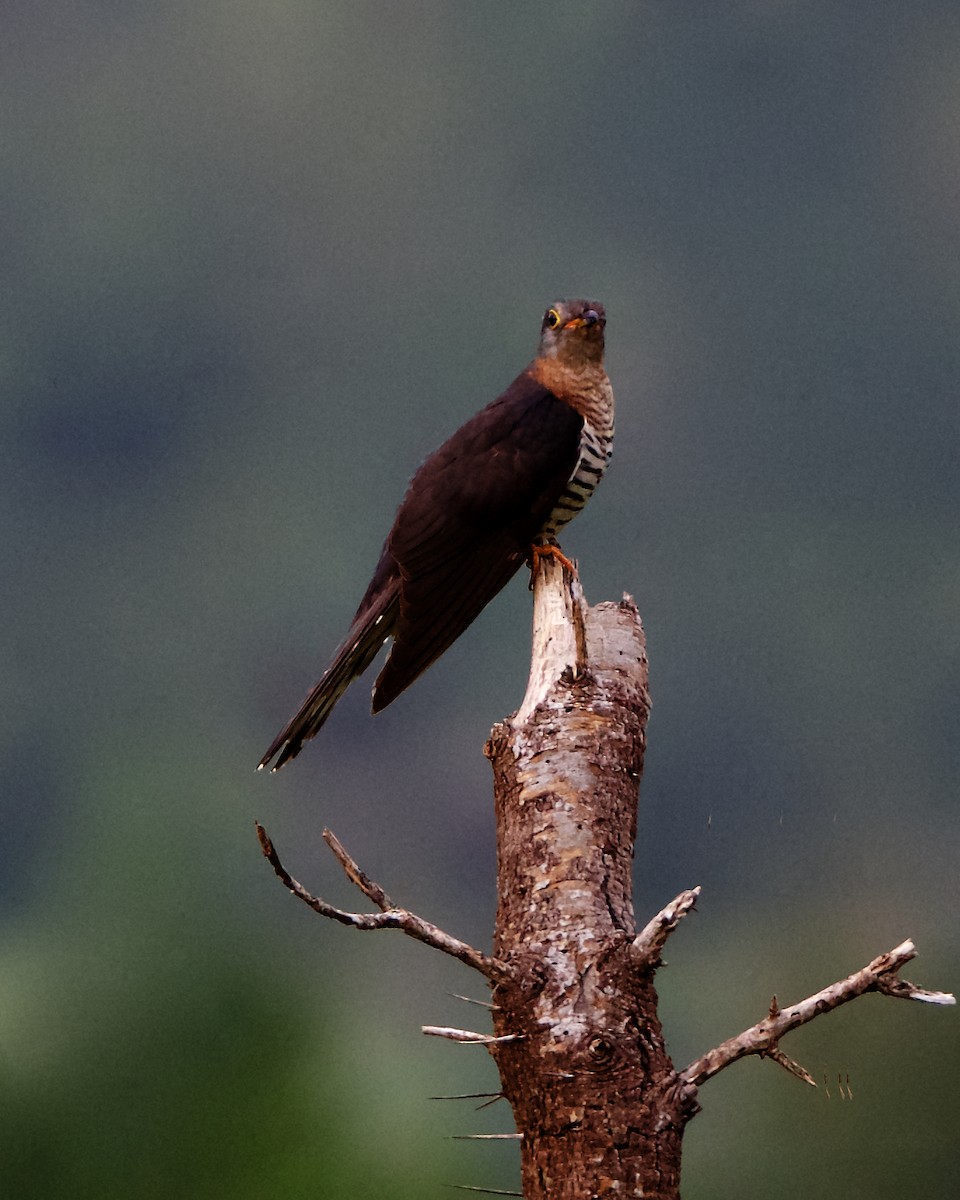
[523,359,614,539]
[541,410,614,538]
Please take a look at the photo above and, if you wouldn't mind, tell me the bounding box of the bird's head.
[538,299,606,365]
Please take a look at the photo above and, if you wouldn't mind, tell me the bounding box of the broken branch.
[680,938,955,1089]
[256,822,514,985]
[631,886,701,967]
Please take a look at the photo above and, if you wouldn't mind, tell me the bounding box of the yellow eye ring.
[545,308,562,329]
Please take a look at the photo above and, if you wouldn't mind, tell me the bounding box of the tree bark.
[484,556,690,1199]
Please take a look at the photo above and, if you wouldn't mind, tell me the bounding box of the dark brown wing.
[371,372,583,710]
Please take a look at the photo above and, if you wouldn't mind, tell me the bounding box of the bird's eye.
[545,308,561,329]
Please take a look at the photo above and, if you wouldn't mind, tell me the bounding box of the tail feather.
[258,588,399,772]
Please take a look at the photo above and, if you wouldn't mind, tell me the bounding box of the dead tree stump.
[258,553,953,1198]
[484,556,688,1198]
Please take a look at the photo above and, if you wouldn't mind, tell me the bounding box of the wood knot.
[587,1036,616,1067]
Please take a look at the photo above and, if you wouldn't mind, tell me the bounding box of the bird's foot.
[528,542,578,585]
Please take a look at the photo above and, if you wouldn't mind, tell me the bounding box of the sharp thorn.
[447,1188,522,1197]
[422,1025,522,1044]
[450,1133,522,1141]
[448,991,496,1009]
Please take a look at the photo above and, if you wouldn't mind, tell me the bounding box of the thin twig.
[763,1045,816,1087]
[681,939,955,1088]
[322,826,393,908]
[256,823,515,985]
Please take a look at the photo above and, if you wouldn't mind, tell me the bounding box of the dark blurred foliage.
[2,2,957,1196]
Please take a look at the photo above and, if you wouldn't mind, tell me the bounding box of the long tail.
[258,587,399,772]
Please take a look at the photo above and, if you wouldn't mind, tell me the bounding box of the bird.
[259,298,614,771]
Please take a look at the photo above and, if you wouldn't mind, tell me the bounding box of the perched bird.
[259,298,614,771]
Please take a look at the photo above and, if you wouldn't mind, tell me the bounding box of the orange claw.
[529,542,578,578]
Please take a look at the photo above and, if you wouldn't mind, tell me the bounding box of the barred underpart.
[542,417,614,537]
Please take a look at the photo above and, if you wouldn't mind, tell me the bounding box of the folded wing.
[372,374,583,710]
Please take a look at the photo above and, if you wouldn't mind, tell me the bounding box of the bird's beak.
[564,310,600,329]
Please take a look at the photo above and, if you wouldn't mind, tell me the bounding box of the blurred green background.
[3,2,957,1196]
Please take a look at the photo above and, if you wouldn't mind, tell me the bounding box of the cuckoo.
[259,298,614,771]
